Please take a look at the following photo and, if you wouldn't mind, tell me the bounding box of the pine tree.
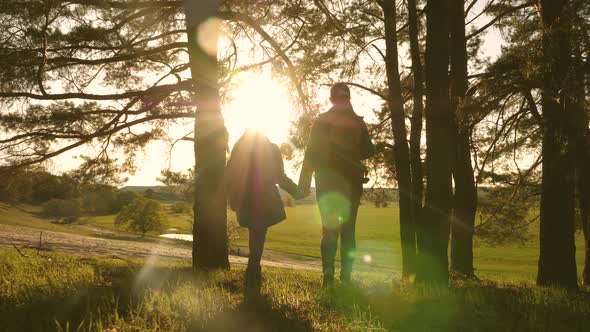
[0,0,311,270]
[536,0,578,289]
[417,0,453,285]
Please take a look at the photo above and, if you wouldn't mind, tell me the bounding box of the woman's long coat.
[225,132,299,229]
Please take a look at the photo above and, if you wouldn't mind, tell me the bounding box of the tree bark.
[381,0,416,277]
[581,140,590,285]
[572,45,590,285]
[417,0,452,285]
[185,1,230,270]
[536,0,577,288]
[449,0,477,277]
[407,0,424,271]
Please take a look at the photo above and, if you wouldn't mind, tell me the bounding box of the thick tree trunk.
[582,148,590,285]
[536,0,577,288]
[382,0,416,277]
[582,118,590,286]
[185,2,230,270]
[585,38,590,286]
[576,113,590,285]
[449,0,477,277]
[572,47,590,285]
[407,0,424,267]
[417,0,452,285]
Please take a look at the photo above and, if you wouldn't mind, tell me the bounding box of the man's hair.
[330,83,351,100]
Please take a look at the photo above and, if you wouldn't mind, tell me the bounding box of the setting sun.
[223,73,294,146]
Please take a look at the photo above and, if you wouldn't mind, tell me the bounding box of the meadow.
[2,203,590,331]
[78,203,588,283]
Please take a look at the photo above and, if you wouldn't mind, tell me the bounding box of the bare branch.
[0,80,192,101]
[467,1,536,40]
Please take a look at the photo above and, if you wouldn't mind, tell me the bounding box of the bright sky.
[48,5,506,186]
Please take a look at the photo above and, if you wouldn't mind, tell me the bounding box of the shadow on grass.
[0,267,134,332]
[0,259,314,332]
[192,296,313,332]
[316,279,590,332]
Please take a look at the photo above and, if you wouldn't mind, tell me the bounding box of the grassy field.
[3,203,587,283]
[1,249,589,331]
[2,204,590,331]
[245,205,587,283]
[0,203,91,237]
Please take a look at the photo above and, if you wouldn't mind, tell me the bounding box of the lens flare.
[363,254,372,264]
[197,17,221,56]
[318,191,351,230]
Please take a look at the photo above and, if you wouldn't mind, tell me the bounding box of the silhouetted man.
[299,83,375,286]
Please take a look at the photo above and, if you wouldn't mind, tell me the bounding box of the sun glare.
[223,73,294,146]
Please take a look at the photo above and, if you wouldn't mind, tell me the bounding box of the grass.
[0,203,91,237]
[232,205,587,283]
[2,203,587,283]
[1,249,589,331]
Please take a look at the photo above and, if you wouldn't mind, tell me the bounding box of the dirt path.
[0,224,321,271]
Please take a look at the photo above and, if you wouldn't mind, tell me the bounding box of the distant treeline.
[0,170,156,222]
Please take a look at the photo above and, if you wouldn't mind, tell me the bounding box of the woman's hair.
[226,130,276,209]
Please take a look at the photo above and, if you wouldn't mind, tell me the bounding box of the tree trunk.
[536,0,577,288]
[578,161,590,286]
[381,0,416,277]
[417,0,452,285]
[582,144,590,285]
[584,29,590,286]
[572,45,590,285]
[449,0,477,277]
[185,2,230,270]
[407,0,425,270]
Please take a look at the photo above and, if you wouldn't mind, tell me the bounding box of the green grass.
[1,249,589,331]
[3,202,587,283]
[232,205,587,283]
[0,203,91,236]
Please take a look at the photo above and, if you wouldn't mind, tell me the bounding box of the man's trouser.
[316,171,362,281]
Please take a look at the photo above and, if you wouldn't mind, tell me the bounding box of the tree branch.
[467,1,536,40]
[0,112,193,171]
[0,80,192,101]
[46,42,187,66]
[320,81,387,101]
[219,11,309,111]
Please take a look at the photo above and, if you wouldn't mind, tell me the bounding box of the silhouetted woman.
[225,129,303,297]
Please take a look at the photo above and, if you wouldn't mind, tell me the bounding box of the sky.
[47,4,507,187]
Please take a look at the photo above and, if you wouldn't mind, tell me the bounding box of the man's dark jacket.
[299,103,375,195]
